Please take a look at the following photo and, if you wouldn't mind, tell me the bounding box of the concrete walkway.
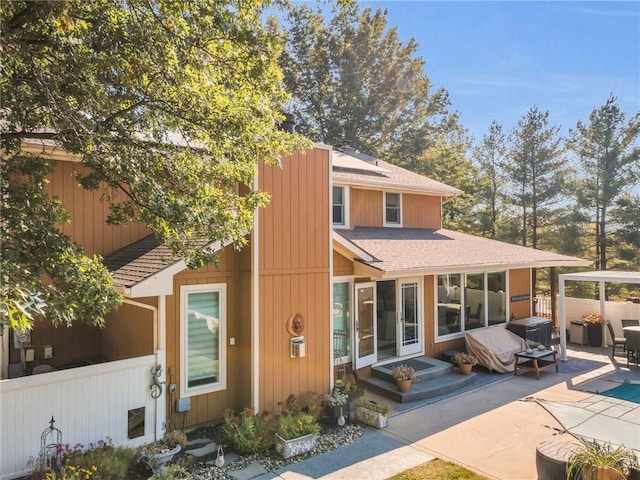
[255,345,640,480]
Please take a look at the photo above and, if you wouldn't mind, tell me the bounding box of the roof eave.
[358,259,593,279]
[333,177,462,198]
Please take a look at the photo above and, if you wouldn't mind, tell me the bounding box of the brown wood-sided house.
[0,140,589,479]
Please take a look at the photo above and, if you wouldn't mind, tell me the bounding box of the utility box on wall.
[290,336,305,358]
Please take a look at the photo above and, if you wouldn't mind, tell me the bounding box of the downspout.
[251,173,260,412]
[123,297,166,440]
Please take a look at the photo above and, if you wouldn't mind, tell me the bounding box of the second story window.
[333,186,346,226]
[385,192,401,226]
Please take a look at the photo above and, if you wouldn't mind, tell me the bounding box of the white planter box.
[274,433,318,459]
[355,406,389,429]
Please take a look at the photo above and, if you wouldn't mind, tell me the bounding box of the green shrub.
[62,440,137,480]
[222,408,273,454]
[275,412,320,440]
[149,464,191,479]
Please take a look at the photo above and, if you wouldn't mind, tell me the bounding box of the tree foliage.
[472,120,507,238]
[503,107,568,250]
[567,94,640,270]
[1,0,308,329]
[273,0,459,162]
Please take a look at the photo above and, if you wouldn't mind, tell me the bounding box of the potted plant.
[566,439,639,480]
[140,430,187,474]
[274,395,321,459]
[354,396,392,429]
[452,352,478,375]
[325,389,349,426]
[391,364,416,392]
[582,313,605,347]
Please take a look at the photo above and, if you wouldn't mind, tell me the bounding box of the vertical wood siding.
[509,268,532,319]
[350,188,383,227]
[48,161,151,257]
[102,301,155,361]
[403,194,441,228]
[164,246,251,429]
[258,148,331,413]
[333,252,354,277]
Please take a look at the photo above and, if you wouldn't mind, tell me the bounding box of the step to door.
[360,356,477,403]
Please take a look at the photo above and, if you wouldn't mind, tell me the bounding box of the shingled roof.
[332,147,462,197]
[102,235,180,291]
[335,227,591,277]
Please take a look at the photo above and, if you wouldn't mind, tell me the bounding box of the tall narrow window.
[332,281,352,360]
[333,186,345,226]
[385,192,401,225]
[181,284,226,396]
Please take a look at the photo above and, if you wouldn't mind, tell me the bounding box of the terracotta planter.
[582,465,628,480]
[458,363,473,375]
[274,433,318,459]
[396,379,412,392]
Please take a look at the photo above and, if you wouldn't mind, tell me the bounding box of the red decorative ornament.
[286,313,305,336]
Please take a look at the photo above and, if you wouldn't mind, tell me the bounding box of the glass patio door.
[354,283,377,369]
[398,278,423,356]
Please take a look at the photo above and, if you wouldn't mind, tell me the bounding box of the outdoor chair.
[469,303,483,320]
[605,321,626,358]
[621,319,640,328]
[625,330,640,367]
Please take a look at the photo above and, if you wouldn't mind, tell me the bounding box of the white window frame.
[384,191,402,226]
[434,270,508,342]
[180,283,227,397]
[332,185,349,227]
[332,277,353,362]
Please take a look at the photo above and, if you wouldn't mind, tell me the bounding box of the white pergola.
[558,270,640,360]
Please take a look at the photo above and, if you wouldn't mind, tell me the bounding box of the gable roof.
[335,227,591,278]
[103,235,227,298]
[332,147,462,198]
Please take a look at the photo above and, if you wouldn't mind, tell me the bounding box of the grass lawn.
[387,458,490,480]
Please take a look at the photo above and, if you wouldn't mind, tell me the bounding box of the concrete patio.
[255,343,640,480]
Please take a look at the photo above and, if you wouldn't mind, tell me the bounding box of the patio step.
[359,356,477,403]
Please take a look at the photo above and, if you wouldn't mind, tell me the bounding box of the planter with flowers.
[582,313,605,347]
[391,364,416,392]
[354,396,392,429]
[274,395,321,459]
[325,389,349,426]
[140,430,187,474]
[452,352,478,375]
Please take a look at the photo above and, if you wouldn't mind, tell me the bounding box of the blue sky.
[359,1,640,142]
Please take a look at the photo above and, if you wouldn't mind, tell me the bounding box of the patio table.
[514,348,558,379]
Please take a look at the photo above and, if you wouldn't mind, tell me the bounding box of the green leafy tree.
[503,107,569,293]
[273,0,458,162]
[609,194,640,271]
[567,94,640,271]
[1,0,308,330]
[473,121,507,238]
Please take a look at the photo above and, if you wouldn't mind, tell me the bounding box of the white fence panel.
[0,354,160,480]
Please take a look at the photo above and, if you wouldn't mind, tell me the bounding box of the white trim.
[0,327,8,380]
[332,185,350,228]
[179,283,227,397]
[383,191,402,227]
[333,232,377,262]
[332,278,354,366]
[252,175,260,412]
[124,239,234,298]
